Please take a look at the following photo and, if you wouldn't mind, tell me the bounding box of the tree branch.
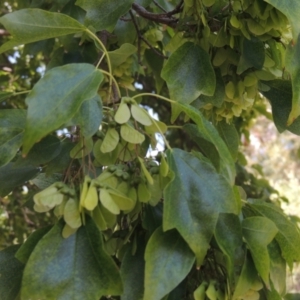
[131,2,182,28]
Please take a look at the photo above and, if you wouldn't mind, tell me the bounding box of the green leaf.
[261,80,300,134]
[250,201,300,268]
[46,141,74,175]
[75,0,134,32]
[285,34,300,125]
[216,120,239,160]
[15,226,52,264]
[214,213,243,282]
[242,216,278,286]
[120,239,146,300]
[0,109,26,167]
[268,240,286,296]
[0,245,24,300]
[16,135,62,167]
[184,124,220,171]
[0,9,86,54]
[161,42,216,103]
[233,254,259,299]
[71,95,103,138]
[108,43,137,69]
[0,163,39,197]
[243,36,265,70]
[23,63,103,154]
[178,103,236,184]
[163,149,237,265]
[264,0,300,40]
[144,227,195,300]
[196,68,225,108]
[21,218,123,299]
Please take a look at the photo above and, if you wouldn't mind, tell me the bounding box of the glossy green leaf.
[163,149,237,265]
[0,245,24,300]
[120,123,145,144]
[250,201,300,268]
[242,216,278,286]
[161,42,216,103]
[21,218,123,299]
[100,128,119,153]
[75,0,134,32]
[0,163,39,197]
[144,227,195,300]
[214,213,243,281]
[23,63,103,154]
[262,80,300,134]
[0,9,86,54]
[15,226,52,264]
[120,239,146,300]
[178,103,236,184]
[108,43,137,69]
[0,109,26,167]
[71,95,103,138]
[216,120,239,160]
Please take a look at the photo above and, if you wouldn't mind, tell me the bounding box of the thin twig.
[131,3,179,28]
[129,9,168,63]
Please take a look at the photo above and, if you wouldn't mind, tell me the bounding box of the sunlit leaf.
[108,43,137,69]
[161,42,216,103]
[22,63,103,154]
[0,9,86,54]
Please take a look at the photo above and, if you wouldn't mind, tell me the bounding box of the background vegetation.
[1,0,300,299]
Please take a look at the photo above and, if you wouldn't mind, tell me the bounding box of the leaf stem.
[100,70,121,98]
[13,90,31,96]
[85,29,114,101]
[152,119,172,151]
[132,92,176,104]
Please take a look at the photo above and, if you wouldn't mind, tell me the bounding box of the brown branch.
[131,3,180,28]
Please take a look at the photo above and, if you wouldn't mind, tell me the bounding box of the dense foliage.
[1,0,300,299]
